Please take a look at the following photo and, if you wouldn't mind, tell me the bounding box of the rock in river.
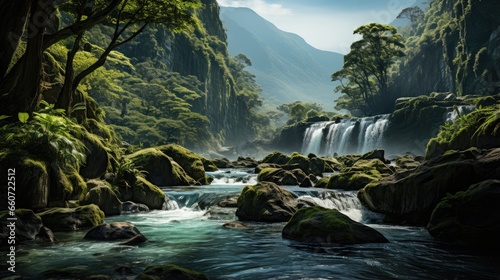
[282,206,388,245]
[236,181,298,222]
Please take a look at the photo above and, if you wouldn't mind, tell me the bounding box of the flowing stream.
[8,169,500,279]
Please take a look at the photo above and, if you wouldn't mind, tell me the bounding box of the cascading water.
[445,105,476,123]
[303,114,391,156]
[9,169,500,280]
[302,122,329,155]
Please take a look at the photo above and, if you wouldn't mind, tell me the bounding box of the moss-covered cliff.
[106,0,262,148]
[390,0,500,98]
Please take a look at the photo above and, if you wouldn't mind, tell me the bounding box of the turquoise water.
[5,170,500,279]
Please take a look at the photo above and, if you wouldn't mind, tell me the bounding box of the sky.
[216,0,418,54]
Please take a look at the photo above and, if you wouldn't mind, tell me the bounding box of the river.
[8,169,500,279]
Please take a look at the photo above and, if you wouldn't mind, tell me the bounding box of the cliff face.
[390,0,500,97]
[113,0,257,147]
[169,0,252,145]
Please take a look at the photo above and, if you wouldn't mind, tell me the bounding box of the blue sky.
[217,0,418,53]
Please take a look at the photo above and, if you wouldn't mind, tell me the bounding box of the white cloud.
[217,0,292,17]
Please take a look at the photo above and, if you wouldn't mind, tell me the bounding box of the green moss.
[157,144,212,183]
[67,167,87,201]
[133,176,166,209]
[425,105,500,158]
[260,151,291,165]
[283,207,355,244]
[257,167,281,182]
[38,204,104,231]
[286,153,309,172]
[22,158,48,173]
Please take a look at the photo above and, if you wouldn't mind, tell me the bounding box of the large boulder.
[282,207,388,245]
[427,180,500,252]
[79,135,109,179]
[82,181,122,216]
[136,264,209,280]
[260,151,291,165]
[0,152,49,209]
[158,144,216,184]
[326,158,394,191]
[359,148,500,225]
[286,153,310,173]
[126,148,195,186]
[84,222,146,244]
[236,182,298,222]
[132,176,166,210]
[38,204,104,231]
[258,168,297,186]
[0,209,55,244]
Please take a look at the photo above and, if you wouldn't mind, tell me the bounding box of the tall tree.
[332,23,405,115]
[0,0,200,118]
[397,6,424,25]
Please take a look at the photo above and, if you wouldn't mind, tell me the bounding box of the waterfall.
[360,115,390,154]
[445,105,476,123]
[302,122,328,155]
[302,114,391,157]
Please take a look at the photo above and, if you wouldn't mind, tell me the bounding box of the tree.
[0,0,201,118]
[397,6,424,25]
[332,23,405,115]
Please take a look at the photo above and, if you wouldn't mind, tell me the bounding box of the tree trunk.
[0,0,32,79]
[0,0,55,116]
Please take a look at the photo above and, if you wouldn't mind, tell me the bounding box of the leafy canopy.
[332,23,405,115]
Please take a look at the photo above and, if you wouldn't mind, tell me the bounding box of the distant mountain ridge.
[220,7,344,110]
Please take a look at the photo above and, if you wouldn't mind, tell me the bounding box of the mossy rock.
[349,159,395,175]
[257,167,300,186]
[79,131,110,179]
[132,176,166,210]
[327,170,383,191]
[425,105,500,159]
[322,158,344,172]
[67,167,87,201]
[309,157,325,176]
[158,144,215,184]
[0,209,44,243]
[38,204,104,231]
[286,153,310,173]
[82,183,122,216]
[47,165,74,207]
[260,151,291,165]
[136,264,209,280]
[395,155,422,170]
[335,154,361,168]
[427,180,500,251]
[360,149,389,163]
[314,177,330,189]
[359,148,500,225]
[236,181,298,222]
[0,151,49,209]
[200,157,218,172]
[282,206,388,245]
[126,148,195,186]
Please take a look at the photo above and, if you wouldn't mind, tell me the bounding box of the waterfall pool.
[7,169,500,279]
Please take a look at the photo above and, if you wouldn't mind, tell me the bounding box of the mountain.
[219,7,344,110]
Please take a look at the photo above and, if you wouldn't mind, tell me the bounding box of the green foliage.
[0,107,87,170]
[332,23,405,115]
[425,105,500,158]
